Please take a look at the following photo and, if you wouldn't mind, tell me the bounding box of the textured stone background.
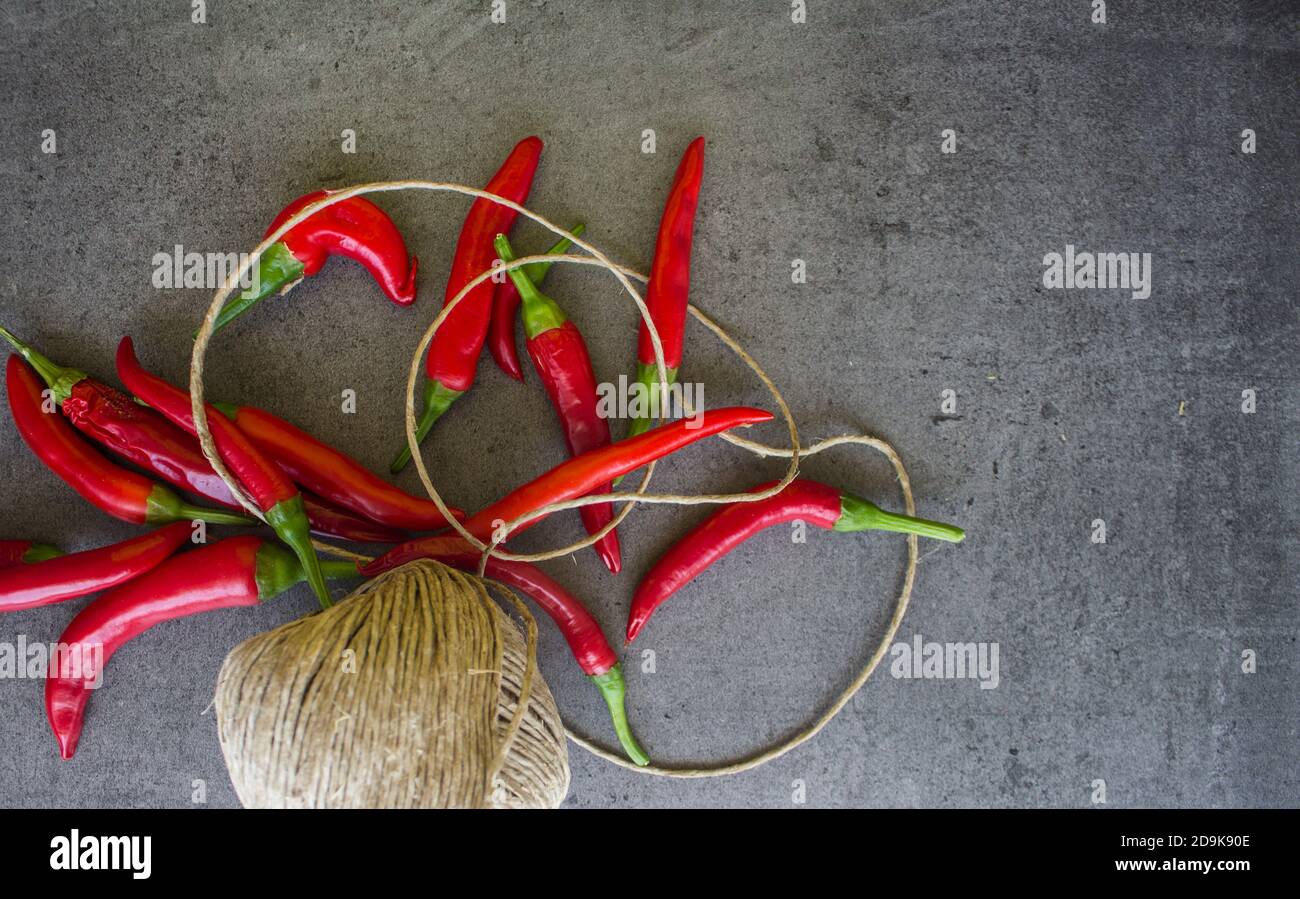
[0,1,1295,808]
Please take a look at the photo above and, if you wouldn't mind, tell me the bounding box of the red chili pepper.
[487,225,584,381]
[391,136,544,473]
[362,534,647,766]
[301,492,407,544]
[625,137,705,441]
[2,326,403,547]
[495,233,621,574]
[0,522,190,613]
[114,337,332,608]
[626,478,966,644]
[0,540,62,567]
[209,190,418,334]
[365,405,772,573]
[212,401,466,532]
[6,356,254,528]
[45,535,361,759]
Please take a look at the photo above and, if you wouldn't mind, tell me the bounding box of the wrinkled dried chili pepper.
[45,535,361,759]
[1,522,190,613]
[209,190,418,334]
[6,356,254,528]
[0,540,62,567]
[2,326,402,546]
[391,136,544,473]
[626,478,965,643]
[364,405,772,573]
[495,233,621,573]
[487,225,584,381]
[398,535,648,765]
[115,338,332,608]
[624,137,705,443]
[211,401,466,531]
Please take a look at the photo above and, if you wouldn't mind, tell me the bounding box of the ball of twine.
[192,179,922,780]
[214,559,570,809]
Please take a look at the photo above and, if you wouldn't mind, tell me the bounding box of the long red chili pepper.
[211,401,466,532]
[392,534,647,765]
[45,535,361,759]
[364,405,772,573]
[391,136,544,473]
[301,492,407,544]
[6,356,253,528]
[0,522,190,613]
[209,190,418,334]
[625,136,705,442]
[495,233,621,574]
[626,478,966,644]
[114,337,332,608]
[0,540,62,567]
[2,326,403,546]
[487,225,584,381]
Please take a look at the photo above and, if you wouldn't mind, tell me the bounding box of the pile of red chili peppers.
[1,135,965,771]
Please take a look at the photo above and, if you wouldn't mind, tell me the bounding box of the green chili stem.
[0,326,87,405]
[389,379,462,473]
[835,494,965,542]
[590,665,650,767]
[494,234,567,339]
[201,241,306,338]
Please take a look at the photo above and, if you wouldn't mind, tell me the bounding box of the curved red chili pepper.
[496,233,621,573]
[6,356,253,528]
[626,137,705,441]
[301,492,407,544]
[214,402,466,532]
[0,540,62,567]
[626,478,966,644]
[391,136,544,473]
[365,534,648,766]
[365,405,772,574]
[45,536,361,759]
[114,338,332,608]
[487,225,584,381]
[209,190,417,334]
[0,522,190,613]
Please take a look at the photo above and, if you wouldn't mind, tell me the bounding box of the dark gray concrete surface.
[0,1,1295,809]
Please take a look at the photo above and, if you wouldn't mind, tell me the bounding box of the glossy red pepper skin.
[267,190,418,303]
[626,137,705,440]
[115,340,293,511]
[46,536,264,759]
[0,522,190,613]
[59,374,394,543]
[114,338,332,607]
[63,379,242,507]
[391,136,544,472]
[497,233,620,573]
[429,136,543,392]
[527,323,622,572]
[365,406,772,572]
[626,479,965,643]
[218,403,466,531]
[301,492,407,544]
[6,356,251,527]
[208,191,418,334]
[487,226,584,381]
[362,534,648,765]
[0,540,61,567]
[45,536,361,759]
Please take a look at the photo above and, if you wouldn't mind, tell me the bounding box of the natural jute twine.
[191,181,921,779]
[214,560,569,808]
